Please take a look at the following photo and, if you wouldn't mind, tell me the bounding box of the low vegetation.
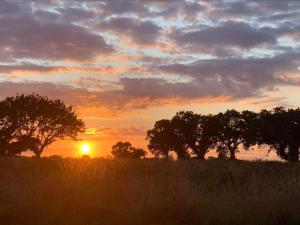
[1,157,300,225]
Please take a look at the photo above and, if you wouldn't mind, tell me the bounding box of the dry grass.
[1,157,300,225]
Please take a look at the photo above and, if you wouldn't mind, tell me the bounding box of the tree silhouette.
[111,141,146,159]
[240,110,262,150]
[147,112,218,160]
[213,110,244,160]
[285,108,300,161]
[147,119,174,158]
[6,135,40,156]
[147,107,300,162]
[171,111,197,159]
[0,100,19,156]
[259,107,300,162]
[131,148,147,159]
[199,114,222,158]
[171,111,218,159]
[0,94,85,157]
[147,108,300,161]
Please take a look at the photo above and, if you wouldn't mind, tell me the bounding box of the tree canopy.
[111,141,146,159]
[147,119,174,158]
[147,108,300,162]
[0,94,85,157]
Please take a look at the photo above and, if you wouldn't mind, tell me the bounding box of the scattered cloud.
[171,21,277,53]
[0,0,300,116]
[2,0,300,155]
[100,17,161,45]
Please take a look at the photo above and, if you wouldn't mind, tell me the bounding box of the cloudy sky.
[1,0,300,158]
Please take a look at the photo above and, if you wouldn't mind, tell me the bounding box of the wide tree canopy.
[147,112,219,160]
[258,107,300,162]
[0,94,85,157]
[147,107,300,162]
[171,111,218,159]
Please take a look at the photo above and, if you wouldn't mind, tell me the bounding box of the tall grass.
[1,157,300,225]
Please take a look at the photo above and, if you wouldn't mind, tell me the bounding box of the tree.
[259,107,300,162]
[171,111,217,160]
[170,112,193,159]
[194,114,220,159]
[147,116,195,160]
[111,141,146,159]
[131,148,147,159]
[213,110,244,160]
[147,107,300,162]
[146,119,174,158]
[147,112,219,160]
[0,94,85,157]
[6,136,40,156]
[0,100,20,156]
[240,110,262,150]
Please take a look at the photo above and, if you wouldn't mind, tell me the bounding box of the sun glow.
[81,143,91,155]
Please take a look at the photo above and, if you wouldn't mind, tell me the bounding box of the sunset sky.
[0,0,300,158]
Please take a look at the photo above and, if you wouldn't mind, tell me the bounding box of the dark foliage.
[258,108,300,162]
[147,108,300,162]
[0,94,85,157]
[213,110,244,160]
[111,141,146,159]
[146,119,174,158]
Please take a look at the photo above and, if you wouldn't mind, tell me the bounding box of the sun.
[81,143,91,155]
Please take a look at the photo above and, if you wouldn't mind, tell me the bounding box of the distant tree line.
[145,108,300,162]
[0,94,85,157]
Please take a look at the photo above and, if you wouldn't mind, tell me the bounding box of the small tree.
[111,141,146,159]
[0,94,85,157]
[131,148,147,159]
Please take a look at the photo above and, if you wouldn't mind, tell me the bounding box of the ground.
[0,157,300,225]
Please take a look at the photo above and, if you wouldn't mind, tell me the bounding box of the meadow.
[1,157,300,225]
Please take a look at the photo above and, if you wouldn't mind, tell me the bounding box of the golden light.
[81,143,91,155]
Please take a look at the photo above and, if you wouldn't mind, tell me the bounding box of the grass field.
[1,157,300,225]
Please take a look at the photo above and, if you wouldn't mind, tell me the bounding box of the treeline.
[1,94,300,162]
[144,109,300,162]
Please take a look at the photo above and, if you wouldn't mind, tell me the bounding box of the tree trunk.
[195,146,208,160]
[35,146,45,158]
[163,150,169,159]
[229,147,236,160]
[176,147,189,160]
[196,153,205,160]
[35,151,41,158]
